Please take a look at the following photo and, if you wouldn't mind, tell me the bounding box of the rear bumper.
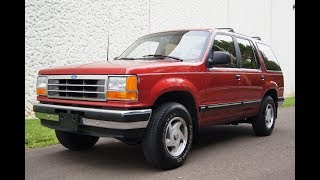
[33,103,152,138]
[278,97,285,107]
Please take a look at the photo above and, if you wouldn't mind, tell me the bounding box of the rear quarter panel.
[253,41,284,99]
[262,72,284,99]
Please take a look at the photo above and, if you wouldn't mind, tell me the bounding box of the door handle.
[260,75,265,80]
[235,74,241,80]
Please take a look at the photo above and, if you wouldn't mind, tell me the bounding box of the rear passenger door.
[235,37,264,115]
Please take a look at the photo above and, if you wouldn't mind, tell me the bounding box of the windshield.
[118,30,210,61]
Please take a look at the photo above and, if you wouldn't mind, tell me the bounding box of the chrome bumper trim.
[34,103,152,130]
[34,103,152,117]
[81,118,149,129]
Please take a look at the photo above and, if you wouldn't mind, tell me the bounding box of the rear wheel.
[252,96,276,136]
[142,102,193,170]
[55,130,99,151]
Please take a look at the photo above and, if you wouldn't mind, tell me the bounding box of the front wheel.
[142,102,193,170]
[252,96,276,136]
[55,130,99,151]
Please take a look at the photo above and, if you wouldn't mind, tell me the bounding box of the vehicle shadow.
[51,139,155,171]
[195,124,255,149]
[50,125,255,171]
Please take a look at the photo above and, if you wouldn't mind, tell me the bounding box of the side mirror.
[113,57,118,60]
[207,58,214,66]
[211,51,231,66]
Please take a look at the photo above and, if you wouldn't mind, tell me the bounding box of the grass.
[281,97,295,107]
[25,118,59,149]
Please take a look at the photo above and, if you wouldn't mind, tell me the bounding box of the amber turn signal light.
[106,91,138,100]
[36,88,46,96]
[126,76,138,91]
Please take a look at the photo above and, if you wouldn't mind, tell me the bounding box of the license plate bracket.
[59,113,79,131]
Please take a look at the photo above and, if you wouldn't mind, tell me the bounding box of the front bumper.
[33,103,152,138]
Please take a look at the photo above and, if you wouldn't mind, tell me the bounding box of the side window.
[236,38,258,69]
[257,43,281,71]
[212,35,237,68]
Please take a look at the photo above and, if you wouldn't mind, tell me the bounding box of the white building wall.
[25,0,295,116]
[271,0,295,97]
[25,0,150,115]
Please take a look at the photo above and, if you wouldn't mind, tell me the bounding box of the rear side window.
[212,34,237,68]
[257,43,281,71]
[236,38,258,69]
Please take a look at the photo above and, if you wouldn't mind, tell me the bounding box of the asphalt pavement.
[25,106,295,180]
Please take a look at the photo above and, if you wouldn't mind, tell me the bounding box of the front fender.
[149,77,200,107]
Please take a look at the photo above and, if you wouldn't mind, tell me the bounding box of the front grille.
[47,75,108,101]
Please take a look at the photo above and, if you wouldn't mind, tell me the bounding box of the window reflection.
[212,35,237,68]
[236,38,258,69]
[257,43,281,71]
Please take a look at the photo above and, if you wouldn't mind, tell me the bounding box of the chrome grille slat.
[48,84,105,87]
[46,75,108,101]
[47,90,105,94]
[46,96,106,101]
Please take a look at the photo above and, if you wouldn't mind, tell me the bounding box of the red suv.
[34,28,284,169]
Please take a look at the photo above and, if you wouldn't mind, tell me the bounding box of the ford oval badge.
[71,75,77,79]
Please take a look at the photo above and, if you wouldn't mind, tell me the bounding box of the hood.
[39,60,201,75]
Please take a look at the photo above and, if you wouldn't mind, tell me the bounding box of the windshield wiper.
[117,57,136,60]
[142,54,183,61]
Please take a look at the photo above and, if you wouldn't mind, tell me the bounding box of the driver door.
[201,34,246,125]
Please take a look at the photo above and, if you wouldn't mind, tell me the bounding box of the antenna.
[106,1,116,62]
[107,25,110,62]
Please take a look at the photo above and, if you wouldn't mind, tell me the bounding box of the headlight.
[106,76,138,100]
[36,76,47,96]
[107,77,127,90]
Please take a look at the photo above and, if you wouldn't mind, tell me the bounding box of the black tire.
[252,96,276,136]
[55,130,99,151]
[117,137,141,145]
[142,102,193,170]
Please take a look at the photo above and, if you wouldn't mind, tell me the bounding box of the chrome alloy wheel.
[265,104,274,129]
[164,117,188,157]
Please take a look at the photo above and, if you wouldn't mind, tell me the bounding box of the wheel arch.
[152,90,199,142]
[263,89,278,103]
[262,88,278,118]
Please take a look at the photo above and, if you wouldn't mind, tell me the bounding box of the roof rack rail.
[251,36,261,40]
[215,28,235,33]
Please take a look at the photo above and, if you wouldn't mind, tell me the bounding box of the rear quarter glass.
[256,42,282,71]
